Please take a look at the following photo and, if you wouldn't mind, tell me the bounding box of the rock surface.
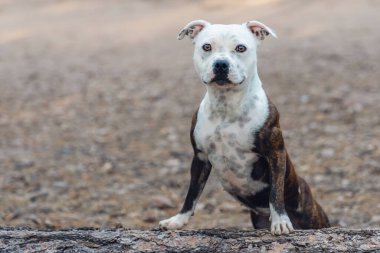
[0,227,379,253]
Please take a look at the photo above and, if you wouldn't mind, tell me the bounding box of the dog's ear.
[178,20,211,40]
[246,20,277,40]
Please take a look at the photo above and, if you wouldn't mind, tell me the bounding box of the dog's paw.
[159,213,189,230]
[270,214,294,235]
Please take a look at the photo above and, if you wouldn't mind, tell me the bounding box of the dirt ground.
[0,0,379,230]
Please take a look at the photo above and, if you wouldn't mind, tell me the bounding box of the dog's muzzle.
[211,60,232,85]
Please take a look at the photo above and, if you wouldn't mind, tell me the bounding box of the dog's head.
[178,20,276,88]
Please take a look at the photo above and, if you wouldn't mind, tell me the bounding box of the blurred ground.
[0,0,379,230]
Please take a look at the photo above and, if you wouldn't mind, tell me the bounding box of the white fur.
[192,24,260,86]
[159,211,192,230]
[194,82,269,196]
[192,23,269,198]
[269,203,294,235]
[160,21,276,231]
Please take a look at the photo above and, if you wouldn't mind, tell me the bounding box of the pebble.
[300,94,310,104]
[370,215,380,222]
[150,196,175,209]
[100,162,113,173]
[219,202,238,213]
[142,209,161,223]
[319,148,336,158]
[165,159,181,168]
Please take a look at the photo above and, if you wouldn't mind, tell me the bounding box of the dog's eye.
[202,43,212,52]
[235,45,247,53]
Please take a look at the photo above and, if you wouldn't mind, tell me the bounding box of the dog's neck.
[204,74,266,119]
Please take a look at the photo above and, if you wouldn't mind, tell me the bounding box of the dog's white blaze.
[194,80,269,196]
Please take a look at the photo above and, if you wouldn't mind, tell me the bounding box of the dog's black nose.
[213,60,229,75]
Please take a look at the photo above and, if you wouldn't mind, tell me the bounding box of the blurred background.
[0,0,379,229]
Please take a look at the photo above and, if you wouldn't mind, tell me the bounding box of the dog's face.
[178,20,276,88]
[193,24,256,87]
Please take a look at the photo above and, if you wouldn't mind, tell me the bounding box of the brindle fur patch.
[251,99,330,229]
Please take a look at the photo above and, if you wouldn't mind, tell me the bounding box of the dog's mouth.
[208,75,245,86]
[211,75,232,86]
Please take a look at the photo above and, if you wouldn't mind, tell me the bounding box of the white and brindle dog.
[159,20,330,235]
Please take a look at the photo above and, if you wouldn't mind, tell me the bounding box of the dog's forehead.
[197,24,253,44]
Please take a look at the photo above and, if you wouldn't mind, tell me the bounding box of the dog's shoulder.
[261,98,280,129]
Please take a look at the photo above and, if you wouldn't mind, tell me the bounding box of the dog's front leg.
[263,125,295,235]
[159,155,211,230]
[267,146,294,235]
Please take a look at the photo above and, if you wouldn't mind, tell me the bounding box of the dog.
[159,20,330,235]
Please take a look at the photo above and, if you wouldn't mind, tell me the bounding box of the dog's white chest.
[200,119,258,195]
[194,87,269,196]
